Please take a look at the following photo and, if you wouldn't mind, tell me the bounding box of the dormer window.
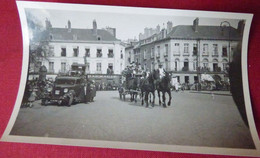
[73,34,77,40]
[49,35,53,40]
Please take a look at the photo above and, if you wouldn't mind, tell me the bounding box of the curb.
[189,91,232,96]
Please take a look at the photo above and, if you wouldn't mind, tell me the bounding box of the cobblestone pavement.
[10,90,255,149]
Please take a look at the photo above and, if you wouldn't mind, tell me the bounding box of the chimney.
[162,29,166,38]
[93,19,97,35]
[167,21,173,34]
[156,25,160,33]
[68,20,71,32]
[193,18,199,32]
[237,20,245,35]
[45,18,52,30]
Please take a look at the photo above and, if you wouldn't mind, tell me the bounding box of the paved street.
[10,90,255,149]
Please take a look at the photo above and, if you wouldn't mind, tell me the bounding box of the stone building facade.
[38,19,125,83]
[128,18,244,84]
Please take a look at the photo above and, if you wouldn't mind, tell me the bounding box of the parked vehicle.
[41,76,88,106]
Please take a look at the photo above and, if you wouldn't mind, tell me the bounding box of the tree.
[26,11,50,73]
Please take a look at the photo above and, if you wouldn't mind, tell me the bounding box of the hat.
[159,63,163,66]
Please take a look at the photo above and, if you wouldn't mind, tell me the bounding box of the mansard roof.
[167,25,242,40]
[46,28,120,42]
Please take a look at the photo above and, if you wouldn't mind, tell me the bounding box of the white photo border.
[1,1,259,157]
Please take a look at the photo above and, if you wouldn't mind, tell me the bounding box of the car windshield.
[55,79,76,85]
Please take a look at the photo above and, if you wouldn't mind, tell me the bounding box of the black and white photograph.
[1,1,260,157]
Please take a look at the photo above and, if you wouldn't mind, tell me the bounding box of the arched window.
[183,58,189,71]
[212,58,219,72]
[212,58,218,63]
[222,59,228,71]
[202,58,209,68]
[175,58,180,71]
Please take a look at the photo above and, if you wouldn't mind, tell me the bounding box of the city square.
[10,90,254,149]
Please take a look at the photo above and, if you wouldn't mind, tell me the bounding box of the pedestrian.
[28,89,37,108]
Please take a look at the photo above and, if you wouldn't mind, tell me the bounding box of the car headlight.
[64,88,68,93]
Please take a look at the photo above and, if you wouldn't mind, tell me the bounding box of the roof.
[47,28,120,42]
[167,25,241,40]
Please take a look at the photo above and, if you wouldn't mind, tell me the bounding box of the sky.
[25,8,241,41]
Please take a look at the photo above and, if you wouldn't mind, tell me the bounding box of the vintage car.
[41,76,88,106]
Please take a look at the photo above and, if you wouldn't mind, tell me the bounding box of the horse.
[154,70,172,107]
[140,71,156,107]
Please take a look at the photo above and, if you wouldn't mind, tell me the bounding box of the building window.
[213,59,219,72]
[202,58,209,72]
[157,46,160,57]
[222,46,227,57]
[107,63,114,74]
[85,48,90,57]
[193,44,197,56]
[97,36,101,41]
[175,59,180,71]
[213,44,218,56]
[49,62,54,73]
[223,59,228,71]
[86,62,90,72]
[185,76,189,83]
[73,34,77,40]
[151,47,154,58]
[97,63,102,72]
[61,62,66,73]
[182,59,189,71]
[165,44,168,56]
[108,49,114,58]
[194,76,198,83]
[121,50,123,59]
[193,60,197,71]
[96,49,102,57]
[48,46,54,57]
[184,43,189,54]
[174,43,180,55]
[202,44,209,56]
[73,47,79,57]
[61,47,66,57]
[143,49,147,60]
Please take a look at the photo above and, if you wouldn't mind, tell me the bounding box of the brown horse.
[154,70,172,108]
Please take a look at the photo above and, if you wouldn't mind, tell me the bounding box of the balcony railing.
[164,52,168,57]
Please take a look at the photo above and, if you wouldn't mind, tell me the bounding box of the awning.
[201,74,215,82]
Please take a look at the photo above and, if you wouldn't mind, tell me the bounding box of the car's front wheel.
[67,95,73,107]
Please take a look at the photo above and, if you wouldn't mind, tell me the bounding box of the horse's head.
[153,69,160,80]
[164,71,172,84]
